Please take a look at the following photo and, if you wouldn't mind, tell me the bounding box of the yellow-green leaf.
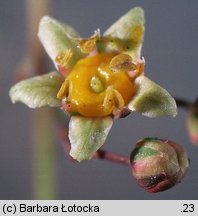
[128,76,177,117]
[38,16,85,68]
[69,116,113,162]
[9,72,63,108]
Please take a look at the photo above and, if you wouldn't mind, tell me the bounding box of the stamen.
[78,29,100,54]
[57,79,69,99]
[113,89,125,108]
[55,49,73,68]
[103,87,125,114]
[110,53,137,72]
[103,87,115,113]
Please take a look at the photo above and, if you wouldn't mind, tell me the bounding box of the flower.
[130,137,189,193]
[186,99,198,144]
[9,7,177,162]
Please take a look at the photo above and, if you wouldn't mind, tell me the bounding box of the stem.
[95,150,130,166]
[32,109,56,199]
[26,0,51,75]
[23,0,56,199]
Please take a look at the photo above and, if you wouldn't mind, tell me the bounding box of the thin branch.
[16,0,51,81]
[18,0,56,199]
[95,150,130,166]
[26,0,51,75]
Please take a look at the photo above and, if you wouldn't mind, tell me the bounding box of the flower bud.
[130,137,189,193]
[187,101,198,144]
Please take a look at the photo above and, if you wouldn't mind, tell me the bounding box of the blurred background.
[1,0,198,199]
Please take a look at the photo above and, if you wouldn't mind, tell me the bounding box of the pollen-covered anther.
[57,79,69,99]
[110,53,137,72]
[103,87,125,114]
[103,87,115,113]
[113,89,125,108]
[55,49,73,69]
[78,29,101,54]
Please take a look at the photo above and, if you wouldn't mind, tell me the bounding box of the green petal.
[9,71,63,108]
[128,76,177,117]
[38,16,85,68]
[69,116,113,162]
[104,7,145,59]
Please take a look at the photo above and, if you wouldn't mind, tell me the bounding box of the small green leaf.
[9,71,64,108]
[38,16,85,68]
[128,76,177,117]
[69,116,113,162]
[104,7,145,59]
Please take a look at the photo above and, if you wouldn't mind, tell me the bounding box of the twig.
[95,150,130,166]
[17,0,56,199]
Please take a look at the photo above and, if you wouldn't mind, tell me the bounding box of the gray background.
[1,0,198,199]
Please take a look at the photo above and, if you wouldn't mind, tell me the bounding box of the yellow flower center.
[57,53,136,117]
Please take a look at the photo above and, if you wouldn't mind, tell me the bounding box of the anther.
[110,53,137,72]
[78,29,100,54]
[55,49,73,68]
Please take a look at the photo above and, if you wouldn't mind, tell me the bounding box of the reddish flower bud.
[187,101,198,144]
[130,138,189,193]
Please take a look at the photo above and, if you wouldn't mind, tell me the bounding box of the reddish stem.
[95,150,130,166]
